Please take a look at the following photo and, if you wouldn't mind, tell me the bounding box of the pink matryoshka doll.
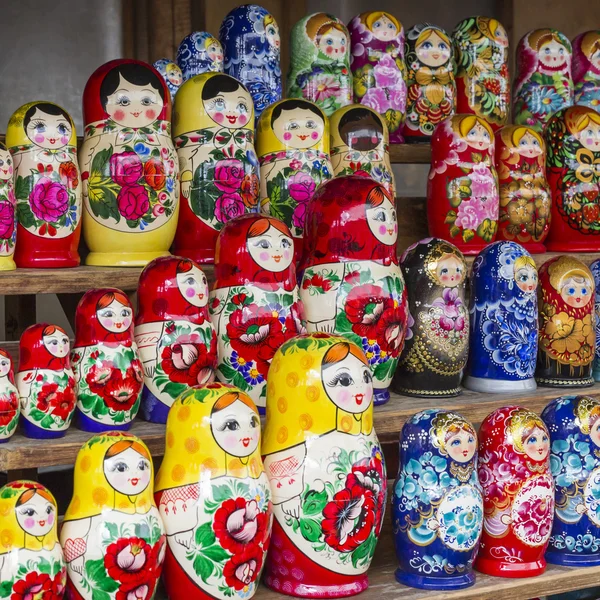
[209,214,306,414]
[427,114,499,254]
[475,406,554,577]
[573,31,600,109]
[71,289,143,432]
[299,176,408,405]
[0,349,19,442]
[135,256,217,424]
[16,324,76,439]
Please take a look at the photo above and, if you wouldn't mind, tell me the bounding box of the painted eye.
[214,99,225,111]
[21,508,35,517]
[61,337,69,345]
[237,103,248,113]
[374,22,381,28]
[57,124,69,135]
[115,461,128,472]
[545,48,551,54]
[250,416,259,428]
[281,239,292,249]
[257,239,271,249]
[117,96,131,106]
[202,276,207,285]
[568,287,576,295]
[46,505,54,515]
[423,42,433,49]
[582,288,588,295]
[451,439,461,446]
[456,267,463,273]
[483,131,490,141]
[468,436,475,444]
[388,23,394,29]
[224,419,240,431]
[138,460,148,471]
[36,123,46,133]
[306,120,317,129]
[528,436,537,444]
[326,38,333,46]
[374,210,386,222]
[6,159,10,166]
[184,276,196,286]
[439,42,448,51]
[120,309,131,318]
[559,47,564,55]
[141,96,154,106]
[288,122,299,130]
[337,374,353,387]
[543,435,549,442]
[363,369,372,383]
[441,268,448,275]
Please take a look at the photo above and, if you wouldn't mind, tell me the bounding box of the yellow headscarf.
[329,103,390,153]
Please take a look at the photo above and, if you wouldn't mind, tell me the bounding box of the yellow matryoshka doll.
[262,333,386,597]
[60,432,166,600]
[155,383,272,600]
[0,481,66,599]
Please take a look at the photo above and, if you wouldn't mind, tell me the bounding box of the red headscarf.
[0,349,15,385]
[18,323,70,371]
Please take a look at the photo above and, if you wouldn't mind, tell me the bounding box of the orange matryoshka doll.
[80,59,179,266]
[0,143,16,270]
[134,256,217,423]
[71,289,143,433]
[209,214,306,414]
[0,349,19,443]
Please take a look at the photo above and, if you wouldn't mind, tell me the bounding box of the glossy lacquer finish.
[542,395,600,566]
[262,333,385,598]
[155,383,271,600]
[153,58,183,98]
[591,259,600,381]
[573,31,600,109]
[177,31,224,81]
[475,406,554,577]
[0,349,19,442]
[134,256,217,423]
[0,143,16,270]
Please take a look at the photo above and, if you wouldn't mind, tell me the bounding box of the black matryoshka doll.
[394,238,469,397]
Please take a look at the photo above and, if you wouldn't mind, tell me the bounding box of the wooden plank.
[390,144,431,164]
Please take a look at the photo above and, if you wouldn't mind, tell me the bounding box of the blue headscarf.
[177,31,224,81]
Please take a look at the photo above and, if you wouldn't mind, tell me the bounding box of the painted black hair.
[24,102,72,130]
[338,108,383,133]
[201,74,246,101]
[100,63,166,110]
[270,100,324,128]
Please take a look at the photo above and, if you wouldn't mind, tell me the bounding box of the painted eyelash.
[30,120,46,129]
[217,419,238,431]
[327,373,350,386]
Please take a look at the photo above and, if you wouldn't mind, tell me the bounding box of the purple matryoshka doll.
[153,58,183,99]
[177,31,224,81]
[71,289,143,432]
[135,256,217,424]
[573,31,600,109]
[591,259,600,381]
[0,143,16,270]
[0,349,19,442]
[348,11,407,144]
[16,324,76,439]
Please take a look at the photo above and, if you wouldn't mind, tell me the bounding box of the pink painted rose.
[215,192,245,224]
[29,177,69,222]
[289,159,303,171]
[470,162,497,199]
[110,151,143,186]
[214,159,245,193]
[292,202,307,230]
[0,200,15,239]
[288,172,316,202]
[117,185,150,221]
[455,197,486,230]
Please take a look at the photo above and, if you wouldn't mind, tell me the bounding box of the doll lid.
[572,31,600,81]
[329,104,390,154]
[405,22,452,50]
[153,59,183,91]
[348,11,404,53]
[541,394,600,435]
[545,105,600,149]
[219,4,280,58]
[18,323,70,372]
[430,114,495,162]
[177,31,224,80]
[452,16,508,48]
[0,349,15,386]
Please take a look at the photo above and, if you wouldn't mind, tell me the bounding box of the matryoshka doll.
[513,29,574,132]
[464,242,538,392]
[257,98,332,259]
[573,31,600,109]
[80,59,179,266]
[537,256,595,387]
[60,432,165,600]
[71,289,143,432]
[219,5,282,121]
[6,101,81,267]
[262,333,385,597]
[393,410,483,589]
[134,256,217,423]
[542,395,600,565]
[17,323,76,439]
[544,106,600,252]
[329,104,395,196]
[403,23,456,142]
[299,177,407,405]
[287,13,352,116]
[0,143,16,270]
[155,383,271,600]
[427,114,499,254]
[177,31,224,81]
[591,259,600,381]
[209,214,305,413]
[153,58,183,98]
[0,350,19,442]
[172,73,259,264]
[0,481,65,598]
[475,406,554,577]
[495,125,551,252]
[348,11,407,144]
[394,238,469,398]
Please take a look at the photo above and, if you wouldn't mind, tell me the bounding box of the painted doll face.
[517,131,543,158]
[166,64,183,86]
[43,331,70,358]
[590,417,600,447]
[366,197,397,245]
[416,31,451,67]
[105,74,164,128]
[494,25,509,48]
[211,400,260,457]
[465,122,492,150]
[104,447,151,496]
[323,353,373,414]
[560,276,593,308]
[273,108,325,149]
[539,40,568,69]
[0,150,13,181]
[435,254,465,287]
[591,48,600,70]
[203,89,250,128]
[266,20,281,50]
[248,226,293,272]
[515,264,538,294]
[207,41,224,63]
[575,121,600,151]
[370,14,397,41]
[341,114,382,152]
[97,299,133,333]
[16,493,55,537]
[177,266,209,308]
[446,429,476,463]
[523,426,550,461]
[0,355,10,377]
[25,108,72,150]
[317,27,347,57]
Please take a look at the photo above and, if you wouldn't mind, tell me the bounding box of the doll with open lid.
[152,58,183,98]
[0,349,19,442]
[177,31,224,81]
[573,31,600,109]
[0,143,16,271]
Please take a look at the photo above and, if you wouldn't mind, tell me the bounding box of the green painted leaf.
[302,489,328,516]
[203,544,230,563]
[17,202,36,229]
[91,146,113,177]
[192,554,214,582]
[15,174,34,201]
[162,381,185,399]
[300,518,322,542]
[0,579,13,599]
[195,521,216,548]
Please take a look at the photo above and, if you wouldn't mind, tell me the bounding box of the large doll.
[209,214,305,413]
[573,31,600,109]
[513,29,574,132]
[155,383,272,600]
[427,114,499,254]
[287,13,352,116]
[79,59,179,266]
[177,31,224,81]
[172,72,259,263]
[219,5,282,121]
[60,432,165,600]
[403,24,456,141]
[299,176,408,405]
[134,256,217,423]
[0,144,16,270]
[348,11,406,143]
[7,101,81,268]
[0,349,19,442]
[262,333,386,598]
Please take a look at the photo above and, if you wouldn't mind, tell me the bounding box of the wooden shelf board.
[390,144,431,164]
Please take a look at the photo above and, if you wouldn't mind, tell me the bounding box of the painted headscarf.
[177,32,224,81]
[18,323,70,371]
[153,58,183,98]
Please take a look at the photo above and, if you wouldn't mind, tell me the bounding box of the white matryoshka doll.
[6,101,81,268]
[60,432,166,600]
[262,333,386,597]
[0,349,19,442]
[177,31,224,81]
[172,72,259,264]
[79,59,179,266]
[71,289,143,432]
[209,214,306,414]
[0,481,65,599]
[134,256,217,424]
[153,58,183,99]
[0,143,16,270]
[155,383,272,600]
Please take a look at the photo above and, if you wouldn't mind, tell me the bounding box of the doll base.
[374,388,389,406]
[171,247,214,265]
[545,240,600,252]
[392,384,462,398]
[545,551,600,567]
[140,386,171,424]
[462,375,536,394]
[76,408,133,433]
[0,257,16,271]
[475,556,546,578]
[85,250,170,267]
[15,252,80,268]
[395,567,475,590]
[20,416,65,439]
[535,376,594,388]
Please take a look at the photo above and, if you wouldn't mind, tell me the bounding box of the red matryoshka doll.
[475,406,554,577]
[0,143,16,271]
[71,289,143,432]
[537,256,595,387]
[0,349,19,442]
[134,256,217,424]
[299,176,408,405]
[209,215,305,414]
[495,125,551,252]
[16,324,76,439]
[427,114,499,254]
[80,59,179,266]
[7,101,81,267]
[573,31,600,109]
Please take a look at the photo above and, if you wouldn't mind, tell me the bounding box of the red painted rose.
[0,200,15,240]
[10,571,52,600]
[29,177,69,222]
[115,581,152,600]
[105,537,152,585]
[59,161,79,189]
[85,361,115,395]
[345,284,389,340]
[223,545,264,590]
[161,338,217,385]
[0,392,18,426]
[50,568,66,600]
[214,159,245,193]
[376,300,407,358]
[345,455,386,533]
[213,498,268,554]
[110,152,143,186]
[117,185,150,221]
[143,158,166,191]
[100,370,142,412]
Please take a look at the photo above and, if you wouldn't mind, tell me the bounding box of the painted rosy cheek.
[103,319,114,328]
[587,138,594,145]
[212,111,224,123]
[34,134,45,144]
[238,114,248,125]
[223,434,237,449]
[60,135,68,144]
[185,287,195,298]
[113,109,125,121]
[311,131,319,139]
[378,224,387,235]
[283,250,290,260]
[326,46,333,54]
[336,389,350,405]
[24,517,35,529]
[283,131,292,141]
[145,109,156,120]
[8,167,12,174]
[259,251,269,261]
[48,513,55,525]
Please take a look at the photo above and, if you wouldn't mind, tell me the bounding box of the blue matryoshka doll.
[463,241,539,393]
[153,58,183,98]
[591,259,600,382]
[219,4,282,121]
[393,409,483,590]
[542,395,600,566]
[176,31,224,81]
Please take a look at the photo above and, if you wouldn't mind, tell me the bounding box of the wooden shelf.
[390,144,431,164]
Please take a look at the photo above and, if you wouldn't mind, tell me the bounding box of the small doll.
[0,349,19,442]
[177,31,224,81]
[573,31,600,109]
[153,58,183,98]
[591,258,600,381]
[0,143,16,270]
